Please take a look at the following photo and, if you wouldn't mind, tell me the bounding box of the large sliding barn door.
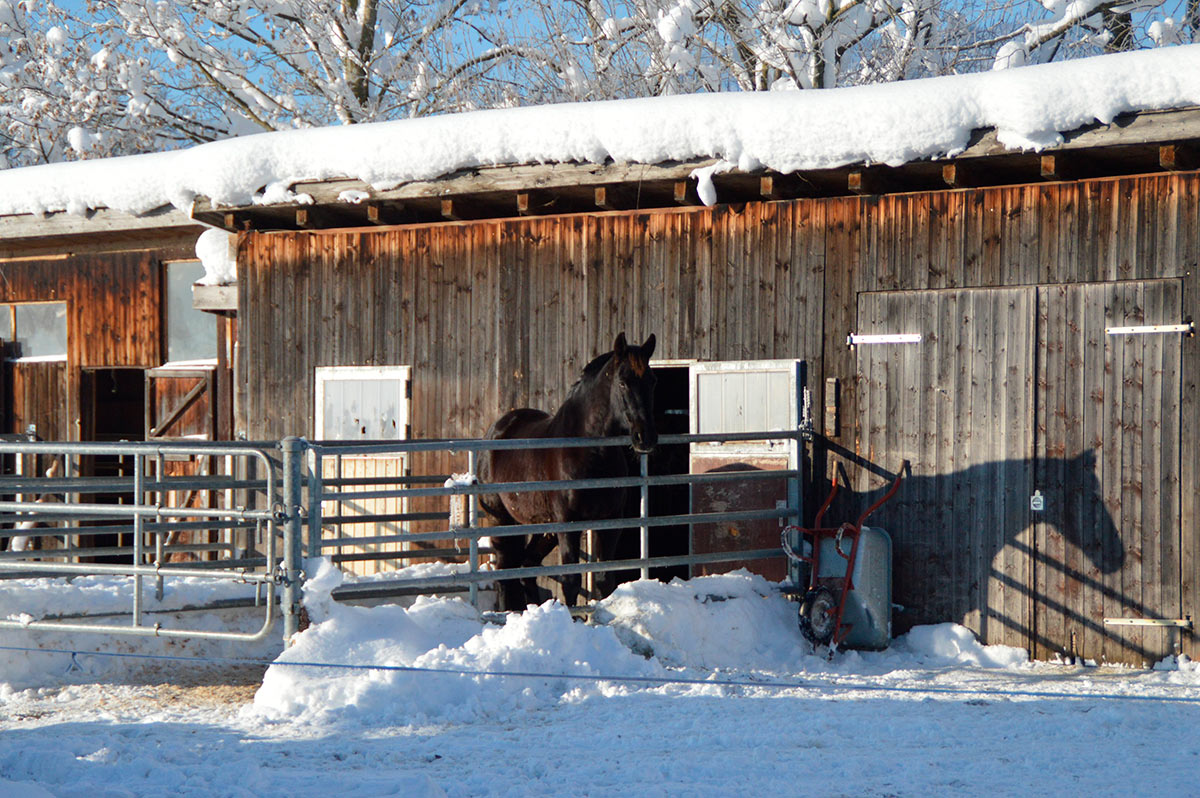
[855,281,1186,664]
[1036,280,1184,664]
[855,288,1036,650]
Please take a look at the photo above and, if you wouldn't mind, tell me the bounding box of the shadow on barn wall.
[814,442,1178,664]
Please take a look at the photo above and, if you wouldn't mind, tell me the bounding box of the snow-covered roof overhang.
[2,46,1199,240]
[193,104,1200,232]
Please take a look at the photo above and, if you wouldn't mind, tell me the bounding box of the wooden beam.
[192,283,238,313]
[673,180,699,205]
[440,199,459,221]
[366,202,405,225]
[516,191,559,216]
[295,208,313,228]
[759,175,781,200]
[1040,154,1076,181]
[848,168,898,196]
[593,185,643,210]
[1159,143,1199,171]
[942,163,986,189]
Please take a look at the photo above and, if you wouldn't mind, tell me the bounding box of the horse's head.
[607,332,658,454]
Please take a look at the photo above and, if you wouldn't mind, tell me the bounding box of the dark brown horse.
[478,333,658,611]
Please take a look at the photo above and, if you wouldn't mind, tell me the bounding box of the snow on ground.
[2,564,1199,797]
[1,46,1199,221]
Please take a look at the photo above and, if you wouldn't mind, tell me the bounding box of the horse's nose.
[632,427,658,454]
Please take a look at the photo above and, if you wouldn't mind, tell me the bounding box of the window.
[314,366,411,441]
[0,302,67,359]
[165,260,217,363]
[689,359,806,453]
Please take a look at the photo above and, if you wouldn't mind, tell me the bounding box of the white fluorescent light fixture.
[847,333,923,346]
[1105,322,1194,336]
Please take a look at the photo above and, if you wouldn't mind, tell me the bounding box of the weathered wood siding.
[239,202,827,449]
[241,171,1200,665]
[0,252,161,440]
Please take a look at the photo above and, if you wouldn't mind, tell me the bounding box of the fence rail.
[301,429,805,610]
[0,440,284,643]
[0,428,806,645]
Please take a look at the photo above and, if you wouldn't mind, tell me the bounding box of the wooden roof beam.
[516,190,561,216]
[942,163,988,189]
[759,174,816,201]
[674,180,701,206]
[222,212,251,232]
[1159,143,1198,171]
[848,167,901,195]
[1040,153,1079,181]
[366,201,407,225]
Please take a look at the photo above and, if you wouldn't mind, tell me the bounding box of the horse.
[478,332,658,611]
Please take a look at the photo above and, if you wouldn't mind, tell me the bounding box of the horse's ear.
[642,334,656,359]
[613,332,628,357]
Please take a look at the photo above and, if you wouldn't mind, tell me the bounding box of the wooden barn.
[2,67,1198,666]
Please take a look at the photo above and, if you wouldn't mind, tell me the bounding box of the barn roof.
[1,45,1200,244]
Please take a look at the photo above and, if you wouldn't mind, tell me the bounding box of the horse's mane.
[564,351,614,401]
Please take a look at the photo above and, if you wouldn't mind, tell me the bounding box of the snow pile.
[591,571,806,670]
[194,228,238,285]
[246,565,1039,726]
[252,561,660,725]
[1,46,1198,218]
[890,622,1029,668]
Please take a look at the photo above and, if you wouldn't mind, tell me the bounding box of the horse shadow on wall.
[816,445,1153,660]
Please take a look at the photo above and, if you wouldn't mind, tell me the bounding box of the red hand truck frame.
[783,460,907,648]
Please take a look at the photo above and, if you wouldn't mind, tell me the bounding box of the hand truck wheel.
[798,586,838,646]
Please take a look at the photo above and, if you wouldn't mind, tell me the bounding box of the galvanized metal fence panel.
[0,440,288,643]
[0,430,805,646]
[296,430,806,608]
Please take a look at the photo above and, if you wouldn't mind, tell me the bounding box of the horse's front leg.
[556,530,583,607]
[492,532,529,612]
[593,527,625,599]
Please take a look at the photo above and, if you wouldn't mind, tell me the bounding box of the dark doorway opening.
[80,368,145,563]
[608,364,692,586]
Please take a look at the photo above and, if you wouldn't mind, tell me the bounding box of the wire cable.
[2,643,1199,705]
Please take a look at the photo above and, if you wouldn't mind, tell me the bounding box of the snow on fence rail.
[0,431,803,645]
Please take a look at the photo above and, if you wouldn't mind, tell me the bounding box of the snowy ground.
[2,563,1199,797]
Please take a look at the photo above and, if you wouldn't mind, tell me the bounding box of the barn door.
[854,288,1036,649]
[1035,280,1185,665]
[146,367,215,440]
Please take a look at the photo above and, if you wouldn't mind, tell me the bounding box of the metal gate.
[2,429,807,645]
[0,440,292,643]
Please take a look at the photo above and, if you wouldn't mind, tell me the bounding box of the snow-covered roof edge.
[1,45,1199,228]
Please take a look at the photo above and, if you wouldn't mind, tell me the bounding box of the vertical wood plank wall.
[240,171,1199,665]
[0,252,161,440]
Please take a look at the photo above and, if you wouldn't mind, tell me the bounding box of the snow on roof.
[2,45,1200,220]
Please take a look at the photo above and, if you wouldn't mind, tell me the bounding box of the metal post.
[281,437,306,642]
[307,448,321,559]
[467,450,479,608]
[132,452,144,626]
[787,430,804,589]
[154,452,166,601]
[639,452,650,580]
[66,453,78,564]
